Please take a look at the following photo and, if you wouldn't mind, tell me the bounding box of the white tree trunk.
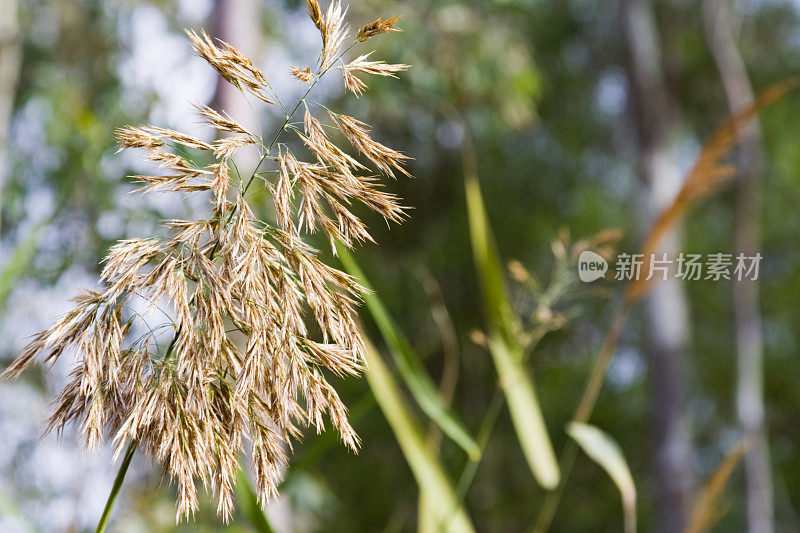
[622,1,693,531]
[703,1,773,531]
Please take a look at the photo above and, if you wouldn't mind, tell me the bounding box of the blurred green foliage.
[4,0,800,531]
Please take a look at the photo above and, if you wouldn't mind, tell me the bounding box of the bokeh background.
[2,0,800,531]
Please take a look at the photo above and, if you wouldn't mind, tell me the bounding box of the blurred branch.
[413,263,461,451]
[415,264,461,533]
[684,437,750,533]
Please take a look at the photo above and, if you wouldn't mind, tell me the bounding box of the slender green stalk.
[95,441,137,533]
[362,335,475,532]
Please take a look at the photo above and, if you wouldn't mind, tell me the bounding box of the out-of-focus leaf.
[488,336,560,489]
[362,334,475,532]
[464,169,560,489]
[235,470,276,533]
[337,244,481,460]
[0,220,46,308]
[566,422,636,533]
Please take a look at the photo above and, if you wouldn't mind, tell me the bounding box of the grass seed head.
[5,1,411,522]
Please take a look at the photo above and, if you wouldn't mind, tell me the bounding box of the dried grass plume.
[3,1,410,522]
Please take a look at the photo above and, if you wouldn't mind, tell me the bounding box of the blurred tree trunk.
[621,1,693,532]
[212,0,262,135]
[0,0,22,208]
[703,1,773,532]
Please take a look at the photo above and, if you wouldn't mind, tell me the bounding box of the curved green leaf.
[337,243,481,460]
[363,335,475,532]
[567,422,636,533]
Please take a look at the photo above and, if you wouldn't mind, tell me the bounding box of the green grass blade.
[337,244,481,460]
[235,470,276,533]
[464,171,560,489]
[362,335,476,532]
[418,494,437,533]
[566,422,637,533]
[487,337,560,489]
[464,180,509,333]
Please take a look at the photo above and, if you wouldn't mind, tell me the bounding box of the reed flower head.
[4,1,409,522]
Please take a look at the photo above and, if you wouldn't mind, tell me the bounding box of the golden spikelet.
[338,53,409,96]
[343,52,409,78]
[288,65,314,83]
[306,0,323,30]
[330,112,412,178]
[341,67,368,96]
[357,15,402,42]
[4,1,412,524]
[185,29,276,105]
[318,0,349,73]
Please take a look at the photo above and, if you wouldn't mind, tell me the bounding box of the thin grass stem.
[95,441,137,533]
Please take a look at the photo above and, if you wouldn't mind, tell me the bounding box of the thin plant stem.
[455,387,504,502]
[532,307,629,533]
[95,441,137,533]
